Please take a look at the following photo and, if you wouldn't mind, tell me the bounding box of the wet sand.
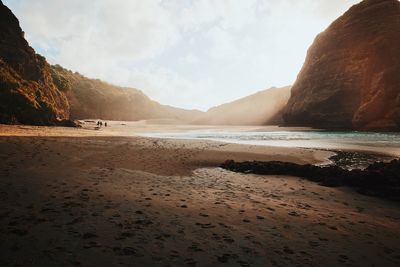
[0,123,399,266]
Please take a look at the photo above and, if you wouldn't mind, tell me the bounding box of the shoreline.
[1,122,399,171]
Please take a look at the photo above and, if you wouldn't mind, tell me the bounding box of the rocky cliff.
[0,1,201,125]
[196,86,291,125]
[0,1,69,125]
[284,0,400,130]
[51,65,202,122]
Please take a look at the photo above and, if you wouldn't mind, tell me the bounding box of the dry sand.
[0,123,399,267]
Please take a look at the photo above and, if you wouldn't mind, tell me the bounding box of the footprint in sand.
[283,246,295,254]
[188,243,203,252]
[223,236,235,243]
[185,258,197,266]
[114,246,137,256]
[288,211,300,217]
[338,254,349,263]
[82,232,97,239]
[237,260,251,267]
[195,222,216,229]
[217,253,238,263]
[169,250,180,259]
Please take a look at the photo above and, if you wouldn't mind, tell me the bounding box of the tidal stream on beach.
[144,129,400,170]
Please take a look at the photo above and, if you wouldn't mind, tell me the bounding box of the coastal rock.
[283,0,400,130]
[221,159,400,201]
[0,1,69,125]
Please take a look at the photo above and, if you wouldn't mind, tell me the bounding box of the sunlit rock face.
[284,0,400,131]
[50,65,204,123]
[0,0,69,125]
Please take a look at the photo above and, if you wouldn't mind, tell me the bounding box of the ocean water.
[144,129,400,169]
[146,130,400,147]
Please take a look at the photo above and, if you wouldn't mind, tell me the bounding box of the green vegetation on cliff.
[51,65,202,122]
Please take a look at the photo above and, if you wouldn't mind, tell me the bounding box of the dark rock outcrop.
[221,159,400,201]
[0,1,69,125]
[284,0,400,131]
[195,86,291,125]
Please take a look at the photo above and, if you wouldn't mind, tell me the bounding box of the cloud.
[207,26,239,59]
[125,66,216,110]
[10,0,180,69]
[178,0,259,30]
[180,54,199,65]
[4,0,361,110]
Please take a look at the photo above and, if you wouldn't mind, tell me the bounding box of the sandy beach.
[0,123,399,267]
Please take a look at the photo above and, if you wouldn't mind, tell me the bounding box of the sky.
[4,0,360,111]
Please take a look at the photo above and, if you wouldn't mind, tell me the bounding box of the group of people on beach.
[97,121,108,127]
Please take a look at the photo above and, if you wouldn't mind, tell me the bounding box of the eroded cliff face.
[284,0,400,130]
[0,1,69,125]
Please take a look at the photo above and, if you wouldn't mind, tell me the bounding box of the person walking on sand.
[105,122,107,127]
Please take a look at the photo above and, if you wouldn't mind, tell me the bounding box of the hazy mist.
[4,0,360,110]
